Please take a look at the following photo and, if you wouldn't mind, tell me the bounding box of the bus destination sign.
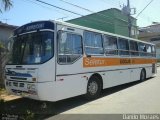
[14,21,55,35]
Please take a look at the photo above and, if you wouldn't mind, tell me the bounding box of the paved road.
[62,68,160,114]
[47,67,160,120]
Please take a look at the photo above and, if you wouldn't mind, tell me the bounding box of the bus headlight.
[27,84,36,90]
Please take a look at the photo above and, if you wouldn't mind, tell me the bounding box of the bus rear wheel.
[85,76,102,100]
[140,69,146,81]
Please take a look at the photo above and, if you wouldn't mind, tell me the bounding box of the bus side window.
[104,35,118,56]
[138,42,147,57]
[84,31,103,55]
[129,41,139,56]
[118,38,129,56]
[58,31,82,64]
[146,44,152,57]
[152,45,156,57]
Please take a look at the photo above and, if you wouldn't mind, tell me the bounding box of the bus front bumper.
[5,80,39,100]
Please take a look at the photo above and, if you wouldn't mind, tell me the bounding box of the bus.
[5,20,157,101]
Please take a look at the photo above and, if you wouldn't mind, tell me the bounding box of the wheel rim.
[88,81,98,95]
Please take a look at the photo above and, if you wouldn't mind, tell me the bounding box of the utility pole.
[0,45,2,86]
[127,0,131,37]
[122,0,136,37]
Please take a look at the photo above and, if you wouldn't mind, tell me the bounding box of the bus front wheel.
[85,76,102,100]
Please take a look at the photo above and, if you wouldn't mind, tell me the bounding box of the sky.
[0,0,159,27]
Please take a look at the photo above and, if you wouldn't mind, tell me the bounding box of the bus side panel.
[103,68,130,89]
[55,75,87,101]
[37,82,56,101]
[145,66,152,78]
[130,68,141,82]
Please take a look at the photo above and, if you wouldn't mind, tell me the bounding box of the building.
[0,21,17,46]
[139,24,160,59]
[67,8,138,37]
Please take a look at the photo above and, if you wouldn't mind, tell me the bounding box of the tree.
[0,41,7,87]
[0,0,13,13]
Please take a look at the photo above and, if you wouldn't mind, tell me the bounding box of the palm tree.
[0,0,13,13]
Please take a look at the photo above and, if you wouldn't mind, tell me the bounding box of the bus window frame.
[57,30,83,65]
[103,34,119,56]
[146,44,152,57]
[138,42,148,57]
[7,30,55,65]
[129,40,139,57]
[84,30,104,56]
[118,37,130,57]
[151,45,156,58]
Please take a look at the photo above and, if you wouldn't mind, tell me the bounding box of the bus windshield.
[8,31,54,65]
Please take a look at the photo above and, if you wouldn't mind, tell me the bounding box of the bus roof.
[55,20,155,45]
[14,20,155,45]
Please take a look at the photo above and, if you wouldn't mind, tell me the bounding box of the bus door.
[55,25,86,100]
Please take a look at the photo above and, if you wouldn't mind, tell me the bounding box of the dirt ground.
[0,89,21,101]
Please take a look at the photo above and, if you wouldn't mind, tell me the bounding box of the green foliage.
[25,110,35,120]
[0,41,5,48]
[0,0,13,13]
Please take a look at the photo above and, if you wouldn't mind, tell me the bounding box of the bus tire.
[85,76,102,100]
[140,69,146,81]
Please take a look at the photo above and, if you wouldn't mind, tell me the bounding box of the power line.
[32,0,130,28]
[58,0,92,13]
[23,0,69,17]
[58,0,129,25]
[58,0,119,20]
[23,0,53,10]
[35,0,84,16]
[136,0,154,18]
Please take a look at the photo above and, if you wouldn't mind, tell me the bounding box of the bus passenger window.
[58,32,82,64]
[146,44,152,57]
[118,38,129,56]
[104,35,118,55]
[129,41,139,56]
[84,31,103,55]
[138,43,147,56]
[152,45,156,57]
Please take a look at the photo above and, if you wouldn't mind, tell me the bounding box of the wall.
[67,9,115,33]
[67,8,137,37]
[0,27,14,46]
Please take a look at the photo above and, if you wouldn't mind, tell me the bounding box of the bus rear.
[5,21,56,101]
